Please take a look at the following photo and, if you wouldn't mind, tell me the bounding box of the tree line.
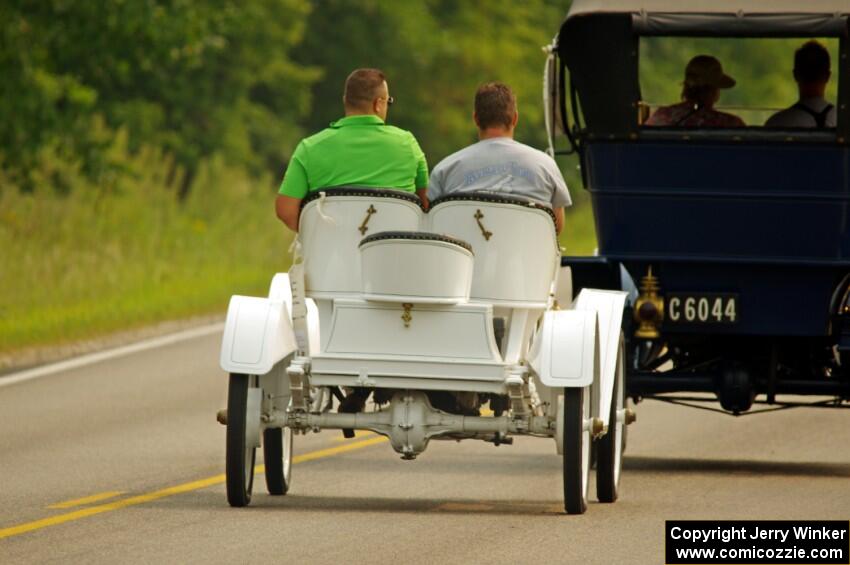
[1,0,564,194]
[6,1,823,197]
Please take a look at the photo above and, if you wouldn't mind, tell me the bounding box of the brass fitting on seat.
[634,266,664,339]
[401,303,413,328]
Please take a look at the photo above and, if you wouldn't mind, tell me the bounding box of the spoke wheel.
[264,426,293,495]
[226,373,256,507]
[596,336,625,503]
[563,386,590,515]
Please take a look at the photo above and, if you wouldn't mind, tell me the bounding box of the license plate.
[666,293,738,325]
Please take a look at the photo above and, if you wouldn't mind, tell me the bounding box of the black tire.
[588,383,598,470]
[596,339,625,503]
[226,373,256,507]
[263,427,293,495]
[622,398,629,454]
[563,387,589,515]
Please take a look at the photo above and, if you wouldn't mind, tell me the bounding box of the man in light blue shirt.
[428,82,571,233]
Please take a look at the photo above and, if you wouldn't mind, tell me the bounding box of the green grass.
[0,150,292,353]
[0,142,596,354]
[561,202,597,256]
[556,153,597,256]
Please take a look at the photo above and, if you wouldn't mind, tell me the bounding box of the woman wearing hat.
[646,55,745,127]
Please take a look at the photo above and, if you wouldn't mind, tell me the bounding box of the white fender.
[528,309,599,388]
[268,272,320,355]
[219,293,298,375]
[269,272,293,304]
[574,288,627,429]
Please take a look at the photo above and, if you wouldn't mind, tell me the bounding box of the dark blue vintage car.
[550,1,850,413]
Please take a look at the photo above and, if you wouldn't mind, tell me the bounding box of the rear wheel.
[226,373,257,507]
[596,336,625,503]
[563,386,590,514]
[263,426,293,495]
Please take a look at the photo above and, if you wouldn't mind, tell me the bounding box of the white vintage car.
[218,188,631,514]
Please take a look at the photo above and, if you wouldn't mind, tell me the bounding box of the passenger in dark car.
[765,40,836,128]
[645,55,745,128]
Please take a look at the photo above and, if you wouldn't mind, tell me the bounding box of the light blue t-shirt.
[427,137,572,208]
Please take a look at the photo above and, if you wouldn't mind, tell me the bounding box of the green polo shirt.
[279,115,428,199]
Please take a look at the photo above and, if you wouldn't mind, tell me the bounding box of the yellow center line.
[0,435,388,541]
[332,431,377,442]
[290,435,385,463]
[48,491,124,510]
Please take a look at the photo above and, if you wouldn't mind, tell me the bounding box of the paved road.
[1,331,848,564]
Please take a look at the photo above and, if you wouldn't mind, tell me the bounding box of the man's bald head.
[344,68,388,114]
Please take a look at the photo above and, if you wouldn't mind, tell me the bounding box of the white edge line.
[0,322,225,389]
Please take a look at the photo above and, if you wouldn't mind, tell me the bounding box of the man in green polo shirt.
[275,68,429,231]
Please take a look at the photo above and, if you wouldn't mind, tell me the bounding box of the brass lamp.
[634,266,664,339]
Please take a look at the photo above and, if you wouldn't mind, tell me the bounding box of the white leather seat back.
[427,197,559,307]
[299,190,423,297]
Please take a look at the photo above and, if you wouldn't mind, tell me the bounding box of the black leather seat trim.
[358,231,473,254]
[300,186,423,210]
[429,192,557,226]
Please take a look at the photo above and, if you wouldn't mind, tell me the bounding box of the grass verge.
[0,152,292,353]
[0,146,596,354]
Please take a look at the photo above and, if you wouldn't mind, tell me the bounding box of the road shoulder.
[0,313,224,377]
